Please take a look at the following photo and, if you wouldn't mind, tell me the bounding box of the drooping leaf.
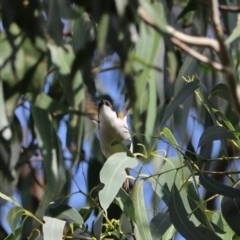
[99,153,138,212]
[209,83,231,102]
[6,206,24,235]
[48,205,84,225]
[221,185,240,236]
[93,210,104,240]
[114,188,135,222]
[79,206,93,222]
[187,182,224,234]
[198,125,236,148]
[32,107,66,218]
[133,181,153,240]
[97,13,109,55]
[43,216,66,240]
[150,213,172,240]
[169,184,200,239]
[161,80,199,127]
[200,173,240,198]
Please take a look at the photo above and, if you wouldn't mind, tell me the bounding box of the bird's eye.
[105,101,110,106]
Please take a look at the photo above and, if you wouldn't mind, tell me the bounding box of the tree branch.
[210,0,240,117]
[195,0,240,13]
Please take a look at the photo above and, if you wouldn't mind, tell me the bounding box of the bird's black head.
[98,100,113,110]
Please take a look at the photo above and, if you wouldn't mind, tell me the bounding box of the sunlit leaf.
[99,153,138,212]
[6,206,24,235]
[43,216,66,240]
[97,13,109,55]
[133,181,152,240]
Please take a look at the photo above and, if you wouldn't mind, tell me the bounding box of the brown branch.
[210,0,240,117]
[137,6,220,52]
[171,37,224,71]
[195,0,240,13]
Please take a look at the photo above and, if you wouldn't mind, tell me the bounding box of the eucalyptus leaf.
[198,125,236,148]
[133,181,152,240]
[43,216,66,240]
[150,213,172,240]
[200,173,240,198]
[99,153,138,212]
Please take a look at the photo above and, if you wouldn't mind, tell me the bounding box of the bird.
[85,98,132,190]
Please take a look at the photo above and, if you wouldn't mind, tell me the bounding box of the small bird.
[98,100,132,158]
[85,98,132,189]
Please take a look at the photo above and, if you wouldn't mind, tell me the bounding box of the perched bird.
[85,98,132,189]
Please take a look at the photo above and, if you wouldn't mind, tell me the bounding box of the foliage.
[1,0,240,239]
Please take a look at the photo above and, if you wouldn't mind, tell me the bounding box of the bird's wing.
[84,97,99,123]
[118,99,130,119]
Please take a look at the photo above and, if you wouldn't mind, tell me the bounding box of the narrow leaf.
[161,80,199,127]
[169,184,201,240]
[93,210,104,240]
[6,206,24,235]
[209,83,231,102]
[200,173,240,198]
[150,213,172,240]
[115,188,135,222]
[221,185,240,236]
[134,181,152,240]
[198,125,236,148]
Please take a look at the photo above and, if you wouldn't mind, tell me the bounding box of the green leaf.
[145,72,157,145]
[0,192,20,206]
[221,185,240,236]
[161,80,199,127]
[200,173,240,198]
[32,107,66,218]
[49,205,84,225]
[176,0,196,20]
[150,213,172,240]
[0,80,12,140]
[4,222,24,240]
[114,0,127,17]
[97,13,109,55]
[209,83,231,102]
[6,206,24,235]
[169,184,200,240]
[162,128,183,166]
[114,188,135,222]
[93,210,103,240]
[47,0,63,45]
[43,216,66,240]
[198,125,236,148]
[79,206,92,222]
[134,181,152,240]
[187,182,223,233]
[225,19,240,45]
[99,153,138,212]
